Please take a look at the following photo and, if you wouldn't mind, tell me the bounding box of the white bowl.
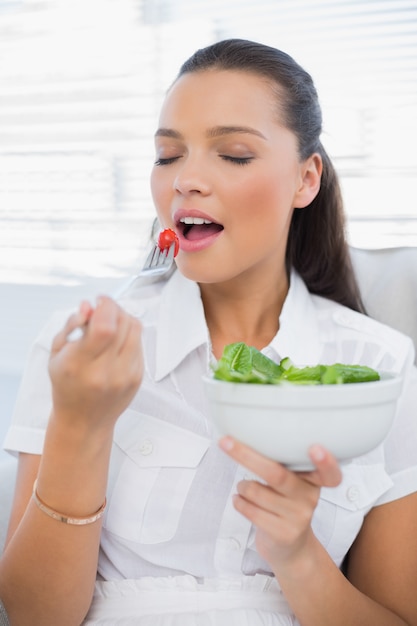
[203,373,403,470]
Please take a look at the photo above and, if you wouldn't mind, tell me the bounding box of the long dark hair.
[176,39,365,313]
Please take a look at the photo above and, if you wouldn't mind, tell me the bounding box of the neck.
[200,270,289,359]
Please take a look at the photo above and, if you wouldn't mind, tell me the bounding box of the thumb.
[51,301,94,354]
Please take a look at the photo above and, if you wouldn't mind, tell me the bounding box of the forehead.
[159,69,281,127]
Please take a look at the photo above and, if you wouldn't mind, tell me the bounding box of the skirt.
[83,574,296,625]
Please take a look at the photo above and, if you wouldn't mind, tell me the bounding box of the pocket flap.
[113,409,210,468]
[320,462,393,511]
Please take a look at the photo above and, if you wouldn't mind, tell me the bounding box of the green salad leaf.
[212,342,380,385]
[212,342,284,383]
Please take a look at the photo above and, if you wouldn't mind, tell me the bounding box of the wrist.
[48,406,115,445]
[32,479,107,525]
[272,532,322,585]
[35,411,114,516]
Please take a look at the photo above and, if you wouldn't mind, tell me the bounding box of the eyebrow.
[207,125,266,139]
[155,125,266,140]
[155,128,182,139]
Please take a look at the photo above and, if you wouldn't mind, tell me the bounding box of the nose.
[173,157,211,196]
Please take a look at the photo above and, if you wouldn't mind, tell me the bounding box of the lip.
[173,208,224,253]
[173,208,220,225]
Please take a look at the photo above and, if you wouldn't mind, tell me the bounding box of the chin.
[176,259,230,285]
[178,268,217,284]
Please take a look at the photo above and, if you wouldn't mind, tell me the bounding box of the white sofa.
[1,246,416,553]
[349,246,417,349]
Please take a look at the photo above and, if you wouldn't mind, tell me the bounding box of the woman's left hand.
[219,436,342,573]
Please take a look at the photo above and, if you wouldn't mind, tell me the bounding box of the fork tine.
[154,242,175,268]
[144,245,158,268]
[150,247,162,268]
[155,248,168,268]
[144,241,175,269]
[163,243,175,264]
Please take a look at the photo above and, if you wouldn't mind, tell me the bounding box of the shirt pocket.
[312,460,393,566]
[104,409,210,545]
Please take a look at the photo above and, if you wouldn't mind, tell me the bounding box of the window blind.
[0,0,416,284]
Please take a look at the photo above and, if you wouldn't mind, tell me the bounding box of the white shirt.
[4,270,417,582]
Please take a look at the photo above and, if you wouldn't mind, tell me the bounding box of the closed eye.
[220,155,253,165]
[154,156,181,166]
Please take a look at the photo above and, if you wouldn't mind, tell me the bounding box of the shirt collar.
[269,270,322,365]
[154,270,209,381]
[153,269,323,381]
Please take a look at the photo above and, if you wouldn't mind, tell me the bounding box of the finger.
[219,436,297,495]
[93,300,141,360]
[236,480,282,514]
[299,445,342,488]
[116,319,144,389]
[237,478,298,510]
[66,301,95,342]
[79,300,94,321]
[84,298,143,375]
[232,492,291,541]
[103,313,143,380]
[80,296,121,357]
[114,312,142,358]
[51,301,94,353]
[117,315,142,361]
[236,470,321,523]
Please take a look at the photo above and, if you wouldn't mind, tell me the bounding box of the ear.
[293,153,323,209]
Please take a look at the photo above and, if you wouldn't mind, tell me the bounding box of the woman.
[2,39,417,625]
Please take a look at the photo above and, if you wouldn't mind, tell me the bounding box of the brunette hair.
[177,39,365,313]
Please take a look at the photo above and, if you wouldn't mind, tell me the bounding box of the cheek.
[233,172,291,225]
[150,169,170,220]
[150,168,162,203]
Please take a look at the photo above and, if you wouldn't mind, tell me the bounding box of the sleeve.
[376,345,417,505]
[2,309,71,457]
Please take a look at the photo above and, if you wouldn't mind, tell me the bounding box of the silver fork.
[68,242,176,341]
[141,240,176,279]
[113,240,176,298]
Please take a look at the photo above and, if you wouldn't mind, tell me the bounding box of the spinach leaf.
[320,363,380,384]
[212,342,380,385]
[213,342,283,383]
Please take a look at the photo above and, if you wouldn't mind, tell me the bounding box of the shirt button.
[139,439,154,456]
[228,537,241,551]
[346,485,360,502]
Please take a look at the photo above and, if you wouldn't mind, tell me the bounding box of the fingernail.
[219,436,234,452]
[309,444,326,462]
[80,301,93,318]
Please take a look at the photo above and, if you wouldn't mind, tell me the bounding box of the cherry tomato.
[158,228,179,257]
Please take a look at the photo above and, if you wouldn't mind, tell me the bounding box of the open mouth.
[178,216,224,241]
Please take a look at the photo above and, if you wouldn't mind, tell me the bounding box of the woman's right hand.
[48,295,143,434]
[1,296,143,626]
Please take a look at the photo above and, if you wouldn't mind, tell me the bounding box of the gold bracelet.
[32,480,107,526]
